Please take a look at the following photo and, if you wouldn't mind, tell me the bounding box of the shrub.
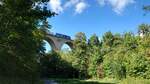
[126,53,150,79]
[40,51,79,78]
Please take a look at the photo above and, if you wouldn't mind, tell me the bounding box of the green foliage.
[103,48,126,79]
[0,0,53,81]
[102,31,114,47]
[126,53,150,79]
[123,32,137,48]
[63,27,150,80]
[40,51,78,78]
[0,1,150,81]
[113,33,122,46]
[102,54,114,78]
[39,24,150,80]
[87,34,103,78]
[102,29,150,80]
[119,77,150,84]
[138,24,150,36]
[72,32,88,79]
[143,5,150,11]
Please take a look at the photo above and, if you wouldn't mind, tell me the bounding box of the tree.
[143,5,150,15]
[126,52,150,79]
[87,34,103,78]
[138,24,150,37]
[123,32,137,49]
[143,5,150,11]
[72,32,88,79]
[113,33,123,46]
[0,0,54,81]
[102,31,114,47]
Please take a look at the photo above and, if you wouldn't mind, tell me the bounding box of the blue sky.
[48,0,150,39]
[45,0,150,51]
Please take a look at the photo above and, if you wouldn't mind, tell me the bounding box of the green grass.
[50,78,117,84]
[48,78,150,84]
[2,77,150,84]
[119,77,150,84]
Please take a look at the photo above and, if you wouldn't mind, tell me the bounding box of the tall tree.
[72,32,88,78]
[0,0,54,80]
[138,24,150,37]
[102,31,114,47]
[123,32,137,49]
[87,34,102,78]
[113,33,122,46]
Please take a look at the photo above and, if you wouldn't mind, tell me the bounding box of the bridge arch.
[43,40,52,53]
[61,41,73,52]
[45,36,57,51]
[65,41,73,49]
[44,34,73,51]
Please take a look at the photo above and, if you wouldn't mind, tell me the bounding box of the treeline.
[41,24,150,80]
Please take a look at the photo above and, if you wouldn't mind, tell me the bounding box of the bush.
[102,49,127,79]
[102,54,114,78]
[97,64,104,78]
[126,53,150,79]
[40,51,79,78]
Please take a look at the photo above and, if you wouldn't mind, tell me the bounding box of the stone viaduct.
[45,31,73,51]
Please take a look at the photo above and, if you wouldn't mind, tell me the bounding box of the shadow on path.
[53,79,116,84]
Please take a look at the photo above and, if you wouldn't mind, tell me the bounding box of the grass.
[1,77,150,84]
[119,77,150,84]
[48,77,150,84]
[49,78,117,84]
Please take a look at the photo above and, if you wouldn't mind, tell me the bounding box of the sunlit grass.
[47,78,150,84]
[119,77,150,84]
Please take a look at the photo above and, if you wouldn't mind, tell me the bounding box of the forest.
[0,0,150,84]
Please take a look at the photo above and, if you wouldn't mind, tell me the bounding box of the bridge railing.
[55,33,71,40]
[46,30,71,40]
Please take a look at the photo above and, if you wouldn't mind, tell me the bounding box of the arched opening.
[61,43,72,53]
[44,35,58,51]
[43,40,52,53]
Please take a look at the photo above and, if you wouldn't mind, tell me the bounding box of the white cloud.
[63,0,88,14]
[97,0,135,14]
[48,0,134,15]
[64,0,80,8]
[48,0,88,14]
[75,2,88,14]
[49,0,63,13]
